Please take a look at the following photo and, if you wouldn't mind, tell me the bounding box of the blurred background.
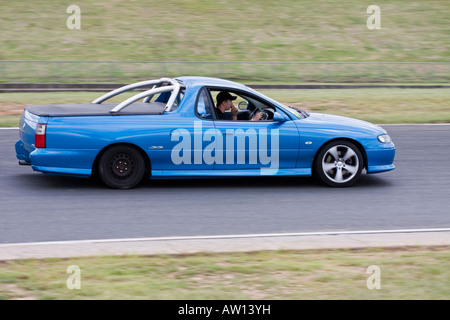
[0,0,449,126]
[0,0,448,83]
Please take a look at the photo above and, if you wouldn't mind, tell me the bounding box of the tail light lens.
[35,124,47,148]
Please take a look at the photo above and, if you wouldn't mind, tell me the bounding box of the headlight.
[378,134,391,143]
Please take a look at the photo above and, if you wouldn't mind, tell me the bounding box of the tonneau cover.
[26,102,166,117]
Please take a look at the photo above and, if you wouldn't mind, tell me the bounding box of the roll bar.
[91,78,181,114]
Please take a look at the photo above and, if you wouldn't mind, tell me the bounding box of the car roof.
[175,76,249,90]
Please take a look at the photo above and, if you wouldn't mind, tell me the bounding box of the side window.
[196,88,213,120]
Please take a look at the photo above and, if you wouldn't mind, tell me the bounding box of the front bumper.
[366,145,396,174]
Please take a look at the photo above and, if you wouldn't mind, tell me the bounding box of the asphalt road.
[1,125,449,244]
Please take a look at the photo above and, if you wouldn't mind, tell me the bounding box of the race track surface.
[1,125,449,244]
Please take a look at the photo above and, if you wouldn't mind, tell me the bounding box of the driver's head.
[216,91,237,107]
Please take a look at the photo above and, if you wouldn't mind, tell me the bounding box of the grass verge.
[0,246,449,300]
[1,88,449,127]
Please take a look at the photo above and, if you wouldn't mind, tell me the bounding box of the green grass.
[262,88,450,124]
[1,0,448,62]
[1,246,449,300]
[0,0,448,82]
[1,88,449,127]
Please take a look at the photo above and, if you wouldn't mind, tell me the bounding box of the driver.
[215,91,263,121]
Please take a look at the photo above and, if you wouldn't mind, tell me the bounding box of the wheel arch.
[312,138,368,173]
[91,142,151,179]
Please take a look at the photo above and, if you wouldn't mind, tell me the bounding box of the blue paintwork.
[15,76,395,181]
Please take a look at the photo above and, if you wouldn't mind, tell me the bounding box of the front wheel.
[315,140,364,187]
[98,145,146,189]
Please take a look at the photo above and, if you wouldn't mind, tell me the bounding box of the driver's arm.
[250,112,263,121]
[231,105,238,121]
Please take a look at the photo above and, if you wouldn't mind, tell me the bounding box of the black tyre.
[98,145,146,189]
[315,140,364,187]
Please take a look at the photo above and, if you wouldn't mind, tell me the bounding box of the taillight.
[35,124,47,148]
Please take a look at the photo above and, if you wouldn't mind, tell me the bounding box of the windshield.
[246,86,309,119]
[283,105,309,119]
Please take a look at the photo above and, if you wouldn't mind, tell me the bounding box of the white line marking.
[1,228,449,248]
[0,127,19,130]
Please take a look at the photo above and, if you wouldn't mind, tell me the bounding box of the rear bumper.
[28,148,97,178]
[15,140,32,164]
[31,165,92,177]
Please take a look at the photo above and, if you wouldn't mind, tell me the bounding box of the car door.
[146,87,216,174]
[209,89,300,175]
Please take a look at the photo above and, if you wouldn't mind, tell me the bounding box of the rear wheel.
[98,145,145,189]
[315,140,364,187]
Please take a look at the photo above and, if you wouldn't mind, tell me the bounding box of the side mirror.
[238,101,249,110]
[273,112,289,122]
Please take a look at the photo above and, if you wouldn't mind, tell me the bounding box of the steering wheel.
[249,108,273,121]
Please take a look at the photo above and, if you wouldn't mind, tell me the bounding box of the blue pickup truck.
[15,76,395,189]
